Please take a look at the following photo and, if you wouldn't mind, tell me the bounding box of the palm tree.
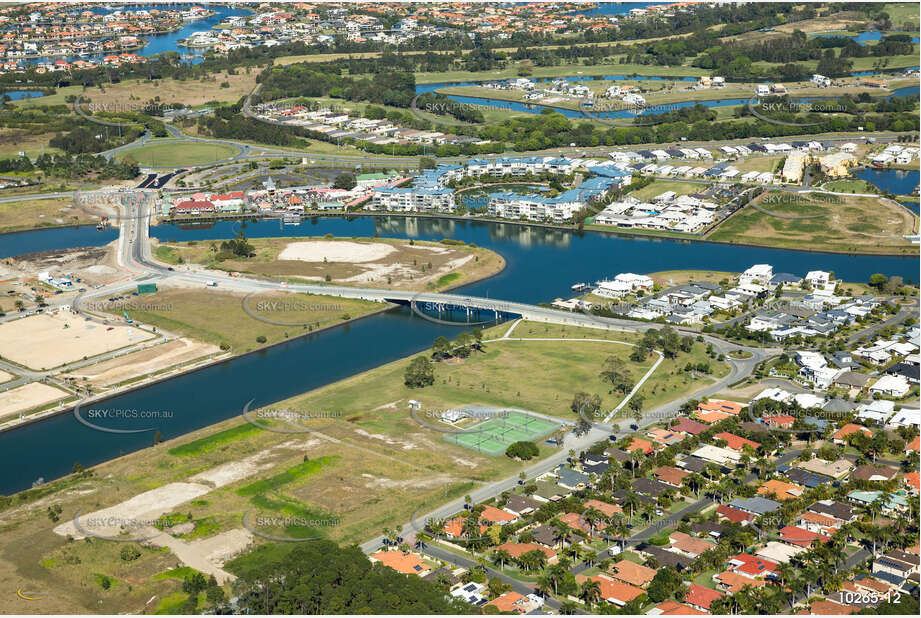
[583,507,604,537]
[559,600,579,615]
[622,490,641,521]
[578,579,601,610]
[491,549,513,572]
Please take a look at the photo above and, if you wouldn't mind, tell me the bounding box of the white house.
[740,264,773,285]
[805,270,831,288]
[870,375,911,398]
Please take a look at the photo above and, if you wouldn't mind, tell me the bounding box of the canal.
[0,215,917,495]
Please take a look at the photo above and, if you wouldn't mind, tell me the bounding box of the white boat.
[571,282,589,292]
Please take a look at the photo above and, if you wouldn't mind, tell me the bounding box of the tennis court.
[444,410,559,456]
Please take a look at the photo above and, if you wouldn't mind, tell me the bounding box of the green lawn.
[116,141,240,167]
[822,178,878,194]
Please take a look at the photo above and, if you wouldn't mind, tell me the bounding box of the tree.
[404,356,434,388]
[868,273,888,290]
[600,355,633,393]
[333,172,356,190]
[419,157,436,169]
[579,579,602,610]
[506,441,539,460]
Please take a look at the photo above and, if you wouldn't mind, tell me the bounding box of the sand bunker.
[0,382,69,417]
[278,241,396,263]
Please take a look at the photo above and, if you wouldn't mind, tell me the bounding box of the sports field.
[444,410,558,456]
[116,141,239,167]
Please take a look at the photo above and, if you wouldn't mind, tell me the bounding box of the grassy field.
[503,322,730,415]
[13,72,258,110]
[707,190,918,254]
[413,62,708,85]
[882,3,920,28]
[822,178,878,194]
[0,129,65,159]
[115,141,240,167]
[154,236,505,292]
[111,287,383,353]
[733,156,784,174]
[0,319,729,613]
[0,196,95,234]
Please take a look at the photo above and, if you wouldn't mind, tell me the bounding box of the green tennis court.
[444,411,559,456]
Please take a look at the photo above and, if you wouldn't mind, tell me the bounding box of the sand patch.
[360,473,458,490]
[147,528,253,584]
[0,369,13,383]
[54,482,211,539]
[354,428,419,450]
[0,381,69,416]
[190,438,323,487]
[62,338,220,387]
[278,241,396,263]
[0,312,155,370]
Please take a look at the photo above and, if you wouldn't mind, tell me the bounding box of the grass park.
[110,287,383,353]
[707,190,918,255]
[116,141,240,168]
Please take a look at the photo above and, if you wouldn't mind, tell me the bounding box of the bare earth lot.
[0,312,155,370]
[61,338,221,388]
[0,382,69,417]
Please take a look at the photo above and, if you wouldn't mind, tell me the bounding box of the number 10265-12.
[842,591,901,605]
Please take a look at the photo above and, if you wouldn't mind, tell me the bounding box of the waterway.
[1,214,917,495]
[20,4,251,67]
[419,81,920,120]
[855,167,920,196]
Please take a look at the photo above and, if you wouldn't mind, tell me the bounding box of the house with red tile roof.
[716,505,755,524]
[908,435,920,453]
[493,542,557,563]
[655,466,690,487]
[779,525,831,548]
[669,531,715,557]
[651,600,707,615]
[695,410,731,424]
[647,428,684,446]
[583,499,622,518]
[716,570,769,594]
[575,574,644,606]
[684,583,725,612]
[763,414,795,429]
[807,600,856,615]
[370,550,431,576]
[484,591,536,614]
[714,432,760,452]
[758,479,805,501]
[626,437,654,455]
[904,471,919,493]
[832,423,872,444]
[728,554,777,579]
[609,559,657,587]
[479,504,518,525]
[671,417,708,435]
[699,400,743,415]
[798,511,844,535]
[559,512,592,536]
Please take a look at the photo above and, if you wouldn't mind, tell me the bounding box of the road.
[48,195,778,602]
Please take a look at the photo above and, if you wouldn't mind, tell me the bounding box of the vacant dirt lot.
[0,312,155,370]
[61,338,220,388]
[0,381,69,417]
